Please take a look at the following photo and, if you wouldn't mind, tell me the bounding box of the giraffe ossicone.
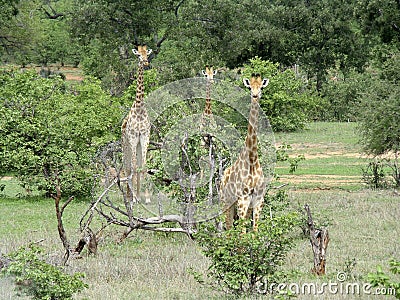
[219,73,270,233]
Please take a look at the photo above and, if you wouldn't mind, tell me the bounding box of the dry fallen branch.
[87,137,217,242]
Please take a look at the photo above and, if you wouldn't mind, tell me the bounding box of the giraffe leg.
[252,202,263,232]
[245,207,252,220]
[252,179,267,232]
[237,196,250,234]
[225,203,235,230]
[138,131,150,202]
[220,189,234,230]
[129,133,139,202]
[121,131,133,203]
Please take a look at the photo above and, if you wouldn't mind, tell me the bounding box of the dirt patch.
[277,174,362,189]
[291,152,364,159]
[276,142,367,159]
[64,74,84,81]
[21,65,84,82]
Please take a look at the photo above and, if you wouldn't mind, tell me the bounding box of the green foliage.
[0,69,121,197]
[356,55,400,187]
[194,191,299,296]
[241,57,323,131]
[368,259,400,299]
[1,0,80,66]
[362,158,400,189]
[356,0,400,46]
[321,71,371,121]
[1,0,398,98]
[2,244,88,300]
[276,143,305,174]
[362,158,388,189]
[358,50,400,156]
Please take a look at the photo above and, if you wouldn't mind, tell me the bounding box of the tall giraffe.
[201,65,217,116]
[219,74,269,232]
[121,45,152,202]
[199,66,217,183]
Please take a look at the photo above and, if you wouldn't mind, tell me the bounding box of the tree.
[356,0,400,46]
[258,0,367,91]
[69,0,181,89]
[0,69,121,196]
[358,50,400,187]
[0,0,20,55]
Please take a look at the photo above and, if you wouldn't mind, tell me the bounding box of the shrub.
[368,259,400,299]
[194,191,299,296]
[358,80,400,157]
[362,158,389,189]
[2,244,88,300]
[357,50,400,155]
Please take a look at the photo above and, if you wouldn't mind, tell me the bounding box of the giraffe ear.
[243,78,251,88]
[201,70,207,76]
[146,48,153,55]
[213,70,217,75]
[262,78,270,87]
[132,49,139,56]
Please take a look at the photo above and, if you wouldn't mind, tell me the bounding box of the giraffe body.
[121,45,152,202]
[219,74,269,232]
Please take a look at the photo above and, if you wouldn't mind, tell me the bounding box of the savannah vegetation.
[1,0,400,299]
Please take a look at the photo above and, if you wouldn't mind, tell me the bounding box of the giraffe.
[199,66,217,185]
[121,45,152,202]
[201,65,217,116]
[219,73,269,232]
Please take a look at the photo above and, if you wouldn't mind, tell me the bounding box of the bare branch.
[175,0,186,17]
[41,5,64,19]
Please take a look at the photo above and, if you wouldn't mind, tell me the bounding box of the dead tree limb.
[52,174,103,264]
[52,184,73,265]
[304,204,329,276]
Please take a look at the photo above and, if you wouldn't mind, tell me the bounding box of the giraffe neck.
[245,95,260,166]
[204,79,212,115]
[134,62,144,108]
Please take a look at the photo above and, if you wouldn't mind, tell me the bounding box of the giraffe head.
[132,45,152,66]
[202,65,217,83]
[243,73,269,100]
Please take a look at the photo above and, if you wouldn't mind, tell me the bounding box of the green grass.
[285,190,400,299]
[275,122,360,148]
[274,122,368,190]
[1,122,399,299]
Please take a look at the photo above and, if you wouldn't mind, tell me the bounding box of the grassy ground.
[275,122,368,190]
[1,122,399,299]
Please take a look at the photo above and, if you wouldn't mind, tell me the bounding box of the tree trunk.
[304,204,329,275]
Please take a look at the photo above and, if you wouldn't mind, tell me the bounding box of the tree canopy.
[1,0,399,89]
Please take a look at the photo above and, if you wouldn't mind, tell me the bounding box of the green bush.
[320,71,370,122]
[358,51,400,157]
[358,82,400,156]
[368,259,400,299]
[194,191,299,296]
[241,57,324,131]
[0,69,121,197]
[2,244,88,300]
